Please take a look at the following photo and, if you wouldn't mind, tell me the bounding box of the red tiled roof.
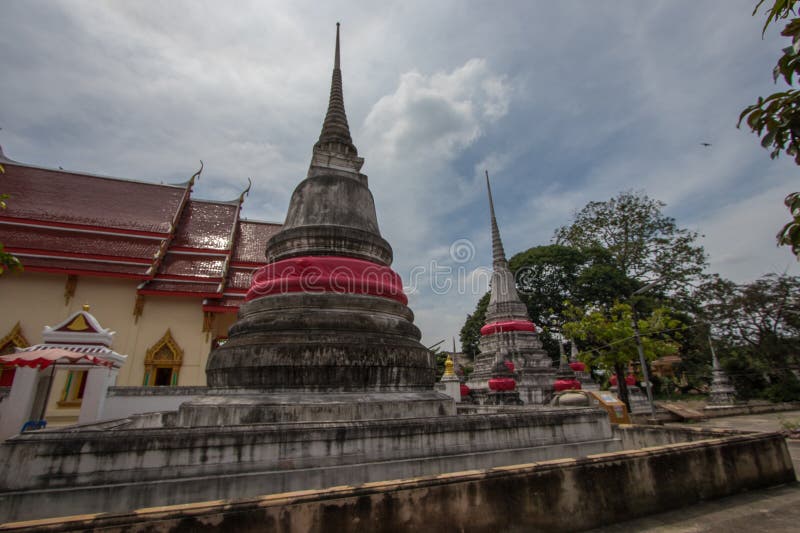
[156,253,226,279]
[0,162,185,235]
[232,220,281,263]
[0,147,282,312]
[203,295,245,313]
[225,267,255,290]
[139,280,220,297]
[19,256,151,278]
[0,225,161,261]
[171,200,239,251]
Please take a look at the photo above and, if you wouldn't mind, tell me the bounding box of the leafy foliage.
[460,292,489,360]
[738,0,800,255]
[554,191,707,295]
[433,346,450,382]
[563,302,681,409]
[778,191,800,256]
[699,273,800,401]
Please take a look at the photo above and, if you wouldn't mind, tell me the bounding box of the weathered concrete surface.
[678,409,800,479]
[587,482,800,532]
[270,175,391,264]
[0,408,617,522]
[700,401,800,419]
[174,391,455,425]
[102,386,208,421]
[2,431,792,532]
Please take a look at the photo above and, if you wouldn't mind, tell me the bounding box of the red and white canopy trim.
[0,348,117,370]
[5,345,127,369]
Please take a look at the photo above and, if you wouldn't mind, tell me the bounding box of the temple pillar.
[79,366,118,424]
[0,367,40,440]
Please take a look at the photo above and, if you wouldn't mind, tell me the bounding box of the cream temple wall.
[0,272,234,390]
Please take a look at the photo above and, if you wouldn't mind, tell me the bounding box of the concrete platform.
[1,428,793,532]
[672,409,800,478]
[591,410,800,532]
[173,391,456,425]
[0,407,618,522]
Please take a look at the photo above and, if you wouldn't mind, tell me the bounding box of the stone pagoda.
[184,23,449,425]
[706,340,736,408]
[467,173,555,404]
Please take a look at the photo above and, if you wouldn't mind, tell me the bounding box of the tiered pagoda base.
[706,374,737,408]
[469,327,555,405]
[706,358,737,409]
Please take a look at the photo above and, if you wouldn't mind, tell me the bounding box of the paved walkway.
[589,410,800,533]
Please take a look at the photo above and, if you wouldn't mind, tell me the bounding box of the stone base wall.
[174,391,455,425]
[701,402,800,418]
[102,386,208,421]
[0,408,616,522]
[5,431,793,532]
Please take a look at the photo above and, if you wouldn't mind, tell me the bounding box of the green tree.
[460,292,489,361]
[554,191,707,295]
[563,302,681,410]
[699,273,800,401]
[738,1,800,255]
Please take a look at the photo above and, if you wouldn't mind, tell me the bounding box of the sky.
[2,1,799,347]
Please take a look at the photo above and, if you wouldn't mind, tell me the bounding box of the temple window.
[143,329,183,386]
[59,370,88,406]
[0,322,29,387]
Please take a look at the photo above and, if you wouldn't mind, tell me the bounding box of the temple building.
[0,148,280,403]
[467,173,556,404]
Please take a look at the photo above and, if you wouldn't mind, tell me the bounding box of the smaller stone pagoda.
[706,341,736,408]
[467,172,555,404]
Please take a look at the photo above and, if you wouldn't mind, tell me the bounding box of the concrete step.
[658,402,707,421]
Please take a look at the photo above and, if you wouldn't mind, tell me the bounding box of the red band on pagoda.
[554,379,582,392]
[246,255,408,305]
[480,320,536,336]
[569,361,586,372]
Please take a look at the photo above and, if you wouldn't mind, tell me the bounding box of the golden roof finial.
[443,353,455,377]
[82,303,91,312]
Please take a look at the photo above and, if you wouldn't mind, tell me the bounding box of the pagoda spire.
[486,171,507,267]
[317,23,356,154]
[308,23,364,179]
[484,171,529,322]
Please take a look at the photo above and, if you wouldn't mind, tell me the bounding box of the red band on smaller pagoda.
[480,320,536,336]
[246,256,408,305]
[569,361,586,372]
[554,379,582,392]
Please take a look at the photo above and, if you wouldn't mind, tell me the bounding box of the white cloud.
[362,58,509,162]
[697,184,800,281]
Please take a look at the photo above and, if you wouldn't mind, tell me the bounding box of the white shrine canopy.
[0,348,116,370]
[2,305,126,370]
